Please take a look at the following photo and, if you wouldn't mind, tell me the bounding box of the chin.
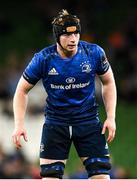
[68,47,76,52]
[68,48,75,52]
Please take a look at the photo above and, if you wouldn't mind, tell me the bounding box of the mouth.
[68,44,76,48]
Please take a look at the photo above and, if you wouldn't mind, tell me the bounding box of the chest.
[43,54,97,85]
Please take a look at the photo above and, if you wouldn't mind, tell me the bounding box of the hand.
[101,118,116,143]
[12,127,28,149]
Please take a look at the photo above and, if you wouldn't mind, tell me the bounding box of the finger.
[110,131,115,142]
[16,144,22,149]
[107,127,112,142]
[101,125,106,134]
[23,133,28,142]
[107,136,112,143]
[107,134,112,142]
[16,134,21,144]
[12,135,18,145]
[12,135,17,144]
[12,135,22,148]
[107,130,115,143]
[15,142,22,149]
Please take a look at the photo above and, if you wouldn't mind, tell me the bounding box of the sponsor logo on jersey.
[80,61,92,73]
[50,81,90,90]
[48,68,59,75]
[66,77,76,83]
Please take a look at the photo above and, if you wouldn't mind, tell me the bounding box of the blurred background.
[0,0,137,179]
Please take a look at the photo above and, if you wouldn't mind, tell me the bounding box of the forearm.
[13,89,28,128]
[12,77,33,148]
[102,80,117,119]
[99,69,117,142]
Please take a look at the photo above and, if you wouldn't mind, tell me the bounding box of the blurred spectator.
[0,14,12,35]
[0,1,137,179]
[108,17,137,103]
[0,144,41,179]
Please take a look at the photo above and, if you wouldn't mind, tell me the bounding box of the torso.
[24,41,109,125]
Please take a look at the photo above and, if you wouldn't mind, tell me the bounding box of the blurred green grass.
[65,102,137,178]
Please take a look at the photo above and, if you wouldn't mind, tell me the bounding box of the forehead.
[60,32,80,37]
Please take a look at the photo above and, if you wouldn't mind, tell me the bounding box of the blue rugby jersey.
[23,41,109,125]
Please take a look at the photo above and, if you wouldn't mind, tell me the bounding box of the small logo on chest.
[80,61,92,73]
[48,68,59,75]
[66,77,76,83]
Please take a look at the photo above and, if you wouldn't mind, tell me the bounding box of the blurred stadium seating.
[0,0,137,178]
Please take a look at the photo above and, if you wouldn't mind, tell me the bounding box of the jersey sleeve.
[23,53,42,85]
[96,46,110,75]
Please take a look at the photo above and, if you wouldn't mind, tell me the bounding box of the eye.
[62,34,69,37]
[74,33,79,36]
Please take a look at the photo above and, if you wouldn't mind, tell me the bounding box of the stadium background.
[0,0,137,178]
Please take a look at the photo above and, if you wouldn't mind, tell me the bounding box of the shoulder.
[40,44,56,55]
[79,40,104,54]
[36,44,56,60]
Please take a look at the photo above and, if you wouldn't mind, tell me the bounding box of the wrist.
[15,120,24,127]
[107,115,115,120]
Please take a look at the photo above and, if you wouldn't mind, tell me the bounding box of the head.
[52,9,81,55]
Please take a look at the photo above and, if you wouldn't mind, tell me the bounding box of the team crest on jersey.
[80,61,92,73]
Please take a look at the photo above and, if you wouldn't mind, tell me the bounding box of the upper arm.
[23,53,43,85]
[96,46,110,76]
[15,76,34,94]
[99,67,115,85]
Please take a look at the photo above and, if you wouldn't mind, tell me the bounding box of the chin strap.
[57,40,68,54]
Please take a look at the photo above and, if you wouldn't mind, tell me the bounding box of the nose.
[70,33,75,38]
[70,33,76,41]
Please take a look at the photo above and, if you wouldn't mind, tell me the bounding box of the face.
[59,33,80,54]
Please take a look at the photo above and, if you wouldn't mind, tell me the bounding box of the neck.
[57,43,77,58]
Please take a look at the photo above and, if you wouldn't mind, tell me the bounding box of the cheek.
[76,37,80,43]
[60,37,68,45]
[77,35,80,41]
[75,37,79,45]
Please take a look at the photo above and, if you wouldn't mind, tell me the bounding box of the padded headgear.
[52,9,81,43]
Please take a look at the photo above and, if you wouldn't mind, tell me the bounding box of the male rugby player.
[12,9,117,179]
